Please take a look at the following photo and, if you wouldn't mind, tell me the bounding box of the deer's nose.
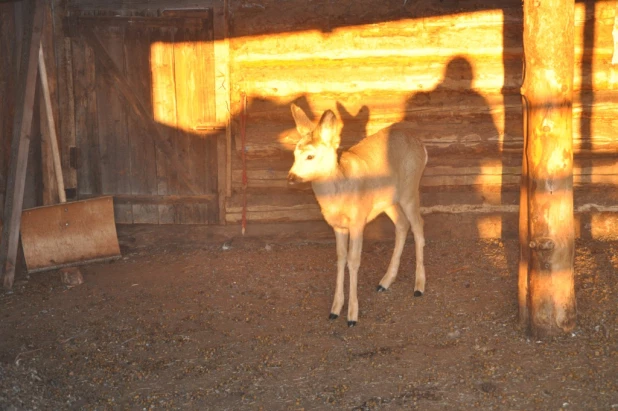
[287,173,300,185]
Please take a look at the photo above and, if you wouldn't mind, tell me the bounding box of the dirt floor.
[0,223,617,410]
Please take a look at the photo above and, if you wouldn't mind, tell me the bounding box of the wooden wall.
[66,14,222,224]
[2,0,618,239]
[225,0,618,238]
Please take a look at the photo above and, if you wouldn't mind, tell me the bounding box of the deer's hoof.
[414,290,423,297]
[376,285,387,292]
[347,321,357,327]
[329,313,339,320]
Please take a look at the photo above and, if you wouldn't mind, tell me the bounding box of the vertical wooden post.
[213,2,231,224]
[0,0,45,289]
[520,0,576,337]
[0,3,17,215]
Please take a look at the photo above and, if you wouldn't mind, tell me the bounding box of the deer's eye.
[306,154,315,160]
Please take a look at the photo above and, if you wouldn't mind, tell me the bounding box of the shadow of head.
[336,102,370,143]
[443,56,474,89]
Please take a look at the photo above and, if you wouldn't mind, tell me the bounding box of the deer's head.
[287,104,341,185]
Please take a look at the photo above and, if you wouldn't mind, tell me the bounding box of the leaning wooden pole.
[519,0,576,337]
[0,0,46,290]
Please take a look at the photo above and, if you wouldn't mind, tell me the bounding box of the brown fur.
[288,104,428,326]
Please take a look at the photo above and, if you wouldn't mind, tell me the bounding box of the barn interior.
[0,0,617,408]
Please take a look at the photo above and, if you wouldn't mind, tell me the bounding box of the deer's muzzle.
[287,173,302,185]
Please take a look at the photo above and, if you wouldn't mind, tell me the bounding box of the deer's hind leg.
[401,197,425,297]
[377,204,410,292]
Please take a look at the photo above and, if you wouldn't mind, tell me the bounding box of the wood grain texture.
[68,17,219,224]
[520,0,576,337]
[39,2,61,206]
[52,0,78,191]
[95,25,132,223]
[72,35,102,196]
[0,3,17,215]
[124,25,158,223]
[0,0,46,289]
[35,0,618,232]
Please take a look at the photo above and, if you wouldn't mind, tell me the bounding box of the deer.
[287,103,428,327]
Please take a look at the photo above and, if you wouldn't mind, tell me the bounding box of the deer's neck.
[311,163,345,199]
[310,151,371,229]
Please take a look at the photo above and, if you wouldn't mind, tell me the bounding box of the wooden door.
[68,14,223,224]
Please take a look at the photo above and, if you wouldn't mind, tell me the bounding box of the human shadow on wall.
[401,56,507,239]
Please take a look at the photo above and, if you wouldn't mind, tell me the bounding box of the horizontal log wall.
[5,0,617,239]
[226,0,618,238]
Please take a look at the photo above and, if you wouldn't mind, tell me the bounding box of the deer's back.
[344,127,426,185]
[313,127,426,227]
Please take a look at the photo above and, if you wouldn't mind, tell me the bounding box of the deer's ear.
[291,104,314,136]
[336,101,352,120]
[316,110,340,148]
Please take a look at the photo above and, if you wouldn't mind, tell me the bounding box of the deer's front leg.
[347,227,364,327]
[330,227,349,320]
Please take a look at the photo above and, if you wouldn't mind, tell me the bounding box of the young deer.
[287,104,428,327]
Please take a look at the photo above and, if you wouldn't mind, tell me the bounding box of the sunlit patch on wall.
[150,40,214,133]
[476,214,502,238]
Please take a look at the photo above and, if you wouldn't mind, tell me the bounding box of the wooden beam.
[0,3,17,214]
[0,0,46,290]
[519,0,576,337]
[213,2,231,222]
[67,16,207,30]
[53,0,78,192]
[39,42,66,202]
[111,193,217,204]
[39,0,61,205]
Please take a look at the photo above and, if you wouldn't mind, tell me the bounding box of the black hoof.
[329,313,339,320]
[414,290,423,297]
[348,321,357,327]
[376,285,387,292]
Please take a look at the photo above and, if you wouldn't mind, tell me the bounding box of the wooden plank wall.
[225,0,618,238]
[4,0,617,239]
[66,16,221,224]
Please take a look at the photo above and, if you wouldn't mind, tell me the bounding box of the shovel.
[19,44,121,273]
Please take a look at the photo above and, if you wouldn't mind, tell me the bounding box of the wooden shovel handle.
[38,43,66,204]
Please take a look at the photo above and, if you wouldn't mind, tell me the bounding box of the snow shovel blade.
[20,196,121,273]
